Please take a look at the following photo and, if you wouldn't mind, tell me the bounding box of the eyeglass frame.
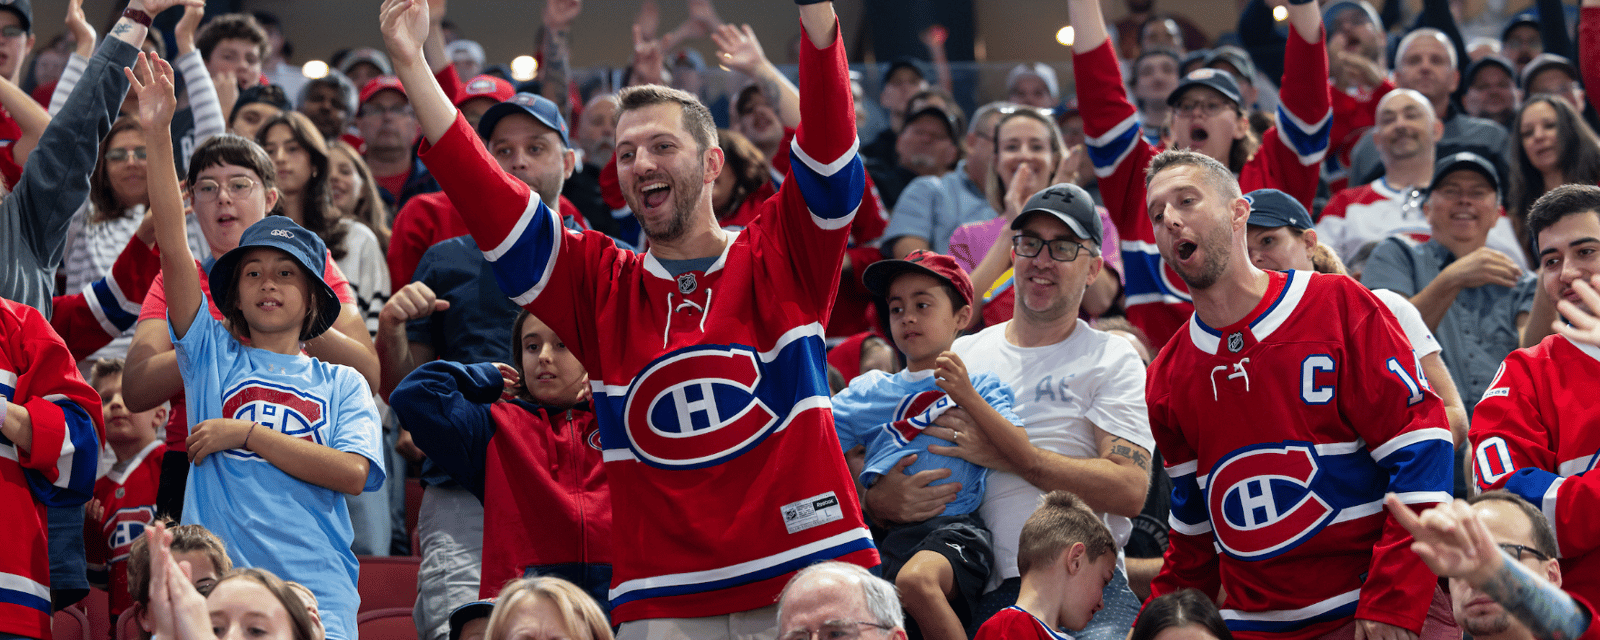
[191,176,263,202]
[779,620,894,640]
[105,147,148,163]
[1498,542,1552,563]
[0,26,26,40]
[1012,234,1095,262]
[1171,98,1237,119]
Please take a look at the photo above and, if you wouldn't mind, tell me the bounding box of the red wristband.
[122,7,153,28]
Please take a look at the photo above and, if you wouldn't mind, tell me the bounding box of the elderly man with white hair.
[778,563,907,640]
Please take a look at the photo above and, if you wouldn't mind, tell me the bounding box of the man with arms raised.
[377,0,875,637]
[1143,149,1455,640]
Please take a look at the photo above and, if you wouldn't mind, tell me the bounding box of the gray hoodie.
[0,37,137,317]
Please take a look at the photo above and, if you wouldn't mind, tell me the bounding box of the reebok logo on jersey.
[1208,442,1335,561]
[221,380,330,459]
[623,346,780,469]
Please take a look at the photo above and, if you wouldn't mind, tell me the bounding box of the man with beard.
[1070,0,1330,346]
[358,76,439,212]
[882,102,1009,258]
[1345,28,1509,188]
[1461,57,1518,128]
[1321,91,1525,264]
[380,0,877,637]
[1142,149,1455,640]
[1387,492,1600,640]
[298,71,359,146]
[1362,152,1534,416]
[1468,183,1600,612]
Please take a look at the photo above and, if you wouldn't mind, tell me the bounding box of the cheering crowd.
[4,0,1600,639]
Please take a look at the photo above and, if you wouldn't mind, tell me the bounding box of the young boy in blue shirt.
[834,250,1023,640]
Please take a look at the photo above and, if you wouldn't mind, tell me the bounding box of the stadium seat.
[356,607,417,640]
[53,605,90,640]
[83,587,111,640]
[357,556,421,613]
[116,608,141,640]
[404,478,423,553]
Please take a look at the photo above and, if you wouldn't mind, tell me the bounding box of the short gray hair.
[1397,28,1458,71]
[777,562,904,631]
[1145,149,1242,201]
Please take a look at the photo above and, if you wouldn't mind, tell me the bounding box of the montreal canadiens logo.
[1207,443,1335,561]
[221,380,329,460]
[623,346,779,469]
[885,390,951,445]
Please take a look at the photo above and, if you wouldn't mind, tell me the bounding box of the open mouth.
[1177,240,1198,261]
[1189,127,1210,144]
[257,300,282,310]
[641,181,671,209]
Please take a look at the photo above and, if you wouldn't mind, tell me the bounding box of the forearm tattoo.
[1109,441,1151,471]
[1479,550,1592,640]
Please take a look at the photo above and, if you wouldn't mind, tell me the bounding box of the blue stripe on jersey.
[1120,246,1189,305]
[1086,114,1142,178]
[1168,463,1209,534]
[1503,468,1563,521]
[1223,593,1359,634]
[788,142,865,223]
[88,277,140,335]
[1372,433,1454,497]
[594,332,832,470]
[0,584,51,615]
[609,530,875,607]
[1275,104,1332,165]
[485,197,563,306]
[25,398,100,507]
[1194,271,1297,337]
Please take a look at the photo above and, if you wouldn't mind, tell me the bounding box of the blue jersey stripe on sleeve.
[484,195,564,307]
[1275,104,1333,165]
[1086,114,1142,178]
[789,140,865,224]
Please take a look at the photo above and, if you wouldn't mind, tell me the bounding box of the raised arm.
[380,0,457,146]
[0,74,49,174]
[1068,0,1110,55]
[174,4,225,155]
[713,23,801,127]
[539,0,581,125]
[129,53,202,339]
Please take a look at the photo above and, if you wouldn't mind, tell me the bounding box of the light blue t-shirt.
[833,368,1020,516]
[172,297,385,640]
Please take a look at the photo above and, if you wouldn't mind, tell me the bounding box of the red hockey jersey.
[87,440,166,617]
[0,298,104,640]
[974,606,1074,640]
[414,25,877,623]
[1077,33,1330,346]
[1146,270,1452,640]
[1470,334,1600,608]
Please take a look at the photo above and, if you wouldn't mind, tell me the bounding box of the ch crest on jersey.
[1207,443,1336,561]
[623,345,781,469]
[220,380,329,460]
[883,390,952,446]
[106,506,157,562]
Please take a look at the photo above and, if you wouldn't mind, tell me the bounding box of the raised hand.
[124,52,178,131]
[379,0,432,67]
[631,24,665,86]
[543,0,582,31]
[174,2,203,54]
[711,24,767,75]
[134,0,206,17]
[688,0,723,33]
[1555,274,1600,347]
[1002,163,1038,220]
[67,0,96,58]
[494,362,521,399]
[635,0,661,38]
[919,24,947,53]
[427,0,447,24]
[144,523,217,640]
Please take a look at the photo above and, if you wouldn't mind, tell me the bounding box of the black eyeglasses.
[780,621,893,640]
[1499,543,1552,562]
[1013,235,1093,262]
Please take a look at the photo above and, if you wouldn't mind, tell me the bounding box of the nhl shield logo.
[676,272,697,294]
[1227,332,1244,353]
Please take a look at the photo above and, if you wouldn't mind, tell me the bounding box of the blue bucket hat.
[477,92,570,147]
[209,216,342,340]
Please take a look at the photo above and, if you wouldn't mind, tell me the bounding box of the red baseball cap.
[862,250,975,307]
[454,75,515,108]
[359,75,408,106]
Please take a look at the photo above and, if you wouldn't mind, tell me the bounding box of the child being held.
[85,358,170,621]
[128,53,384,640]
[833,250,1023,640]
[975,491,1117,640]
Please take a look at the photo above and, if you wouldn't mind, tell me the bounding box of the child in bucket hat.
[131,51,384,640]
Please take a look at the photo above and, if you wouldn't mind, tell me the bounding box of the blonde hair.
[1308,242,1348,275]
[485,577,612,640]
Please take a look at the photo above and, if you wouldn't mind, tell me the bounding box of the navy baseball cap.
[209,216,343,340]
[1205,46,1256,86]
[1245,189,1314,230]
[1520,53,1579,91]
[0,0,30,33]
[1013,183,1103,247]
[1463,55,1515,88]
[902,106,962,142]
[882,57,928,87]
[1168,67,1243,107]
[1501,13,1540,41]
[447,599,495,640]
[862,250,976,308]
[1428,152,1501,198]
[477,92,570,147]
